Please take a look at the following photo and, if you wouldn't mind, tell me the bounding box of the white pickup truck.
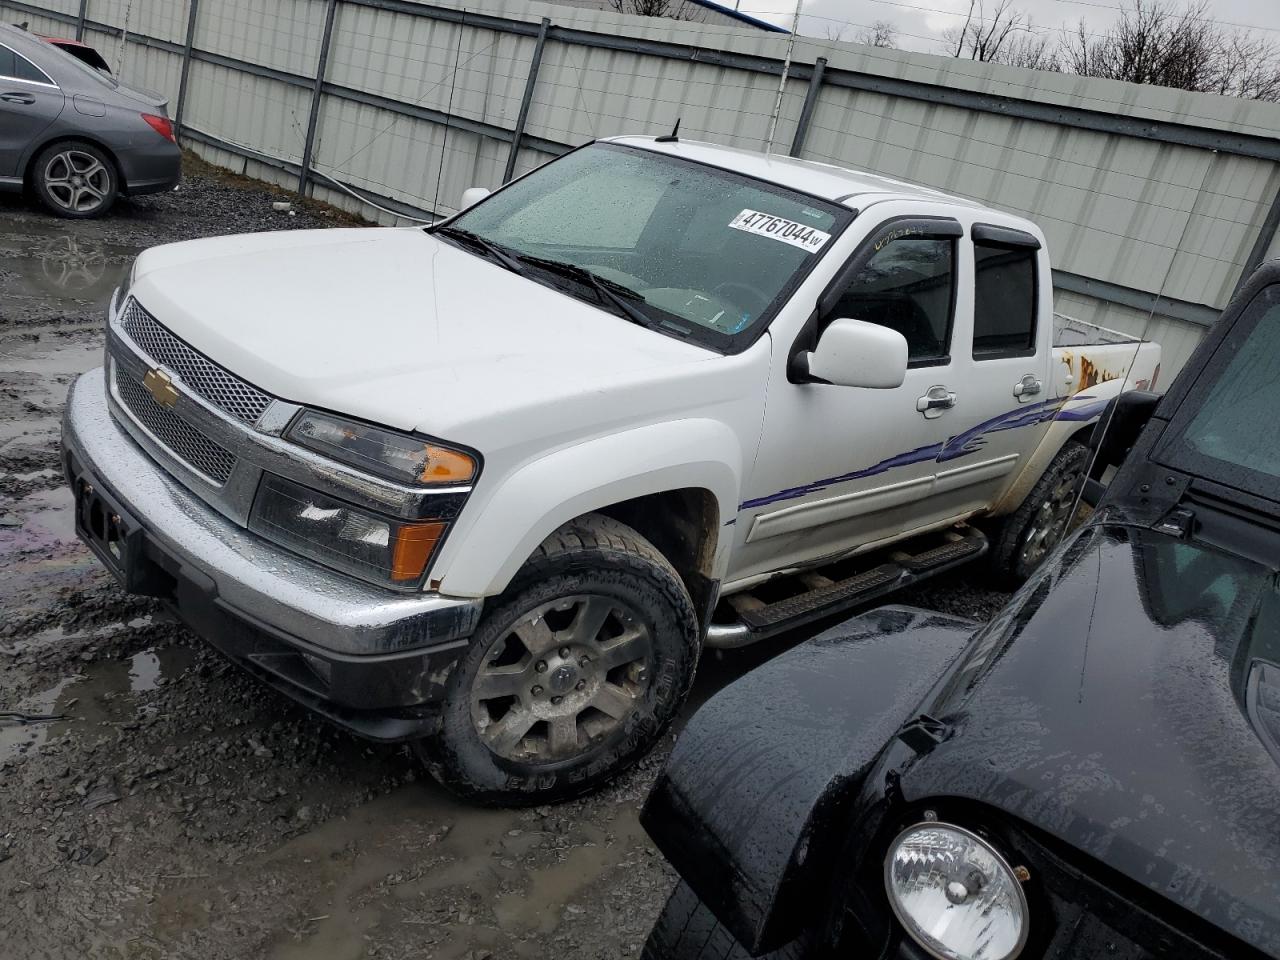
[61,137,1160,802]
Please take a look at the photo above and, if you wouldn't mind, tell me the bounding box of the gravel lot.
[0,158,1012,960]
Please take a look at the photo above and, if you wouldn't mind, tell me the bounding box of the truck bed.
[1053,313,1161,395]
[1053,313,1143,348]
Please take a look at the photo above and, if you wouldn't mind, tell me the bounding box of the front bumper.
[62,367,484,740]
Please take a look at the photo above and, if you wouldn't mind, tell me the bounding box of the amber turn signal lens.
[421,446,476,483]
[391,521,447,582]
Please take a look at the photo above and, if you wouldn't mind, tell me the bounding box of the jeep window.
[973,241,1037,358]
[1162,283,1280,501]
[443,143,851,351]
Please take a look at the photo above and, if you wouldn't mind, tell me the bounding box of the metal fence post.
[173,0,200,138]
[75,0,88,40]
[502,16,550,184]
[789,57,826,158]
[299,0,340,196]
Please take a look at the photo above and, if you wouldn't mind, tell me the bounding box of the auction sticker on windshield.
[729,209,831,252]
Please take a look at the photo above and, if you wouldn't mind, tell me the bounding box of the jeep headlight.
[250,474,446,587]
[884,823,1028,960]
[287,410,476,486]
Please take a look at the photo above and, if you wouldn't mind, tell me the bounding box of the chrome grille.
[119,300,272,425]
[114,366,237,484]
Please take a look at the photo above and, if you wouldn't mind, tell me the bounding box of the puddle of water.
[0,485,76,549]
[136,780,651,960]
[0,676,78,761]
[0,640,196,763]
[0,229,138,311]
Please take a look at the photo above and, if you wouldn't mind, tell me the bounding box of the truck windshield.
[442,143,851,350]
[1163,283,1280,502]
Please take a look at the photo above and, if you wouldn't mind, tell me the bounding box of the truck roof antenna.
[656,119,680,143]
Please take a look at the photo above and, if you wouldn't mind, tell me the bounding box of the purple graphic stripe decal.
[739,395,1105,510]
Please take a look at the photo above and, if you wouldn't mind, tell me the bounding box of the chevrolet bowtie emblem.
[143,368,180,408]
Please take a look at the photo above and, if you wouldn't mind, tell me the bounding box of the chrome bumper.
[62,367,483,657]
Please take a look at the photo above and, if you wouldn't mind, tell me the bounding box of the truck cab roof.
[609,135,987,212]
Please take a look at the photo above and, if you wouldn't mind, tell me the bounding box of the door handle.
[1,92,35,104]
[1013,374,1042,398]
[917,385,957,419]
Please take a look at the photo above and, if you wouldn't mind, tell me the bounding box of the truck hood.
[129,228,716,437]
[905,523,1280,956]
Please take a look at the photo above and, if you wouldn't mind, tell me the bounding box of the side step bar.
[706,525,988,648]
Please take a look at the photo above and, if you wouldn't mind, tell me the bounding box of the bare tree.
[943,0,1056,69]
[606,0,703,20]
[855,20,898,49]
[1062,0,1280,101]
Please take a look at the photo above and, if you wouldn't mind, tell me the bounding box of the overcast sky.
[735,0,1280,55]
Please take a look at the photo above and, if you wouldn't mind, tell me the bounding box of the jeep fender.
[641,606,976,954]
[434,418,743,598]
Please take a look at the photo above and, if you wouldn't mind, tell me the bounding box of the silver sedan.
[0,22,181,218]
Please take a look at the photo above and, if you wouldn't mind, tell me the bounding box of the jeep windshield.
[437,142,852,352]
[1159,282,1280,503]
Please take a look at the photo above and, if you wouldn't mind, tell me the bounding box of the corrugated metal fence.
[6,0,1280,375]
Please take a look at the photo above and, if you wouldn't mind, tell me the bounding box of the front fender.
[434,418,742,597]
[641,606,976,954]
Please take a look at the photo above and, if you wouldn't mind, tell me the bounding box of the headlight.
[884,822,1028,960]
[287,410,476,486]
[250,474,446,587]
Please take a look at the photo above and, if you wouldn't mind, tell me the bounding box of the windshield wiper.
[434,226,525,276]
[516,255,687,335]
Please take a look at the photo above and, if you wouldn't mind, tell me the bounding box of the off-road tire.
[643,881,809,960]
[32,140,119,219]
[417,513,699,806]
[988,440,1090,588]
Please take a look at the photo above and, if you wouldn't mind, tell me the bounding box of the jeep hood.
[906,524,1280,956]
[128,228,718,438]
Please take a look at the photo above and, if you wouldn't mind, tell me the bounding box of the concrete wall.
[6,0,1279,377]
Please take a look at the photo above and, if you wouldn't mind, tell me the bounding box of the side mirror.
[459,186,491,210]
[800,318,908,389]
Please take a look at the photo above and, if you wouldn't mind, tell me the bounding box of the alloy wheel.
[1018,469,1083,570]
[469,594,653,762]
[43,150,111,214]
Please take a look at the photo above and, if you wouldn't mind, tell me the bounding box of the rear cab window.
[972,224,1040,359]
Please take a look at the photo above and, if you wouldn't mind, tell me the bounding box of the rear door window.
[973,241,1037,358]
[0,44,52,84]
[12,50,51,84]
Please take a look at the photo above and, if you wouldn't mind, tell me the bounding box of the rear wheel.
[643,882,809,960]
[988,440,1090,587]
[418,513,699,805]
[32,141,118,218]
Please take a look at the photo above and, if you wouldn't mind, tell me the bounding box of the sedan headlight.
[287,410,476,486]
[250,474,446,587]
[884,822,1028,960]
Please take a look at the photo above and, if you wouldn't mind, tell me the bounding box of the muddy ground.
[0,159,1011,960]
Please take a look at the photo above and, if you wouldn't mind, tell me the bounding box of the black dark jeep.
[640,261,1280,960]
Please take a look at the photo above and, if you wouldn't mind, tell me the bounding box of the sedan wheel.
[33,142,118,219]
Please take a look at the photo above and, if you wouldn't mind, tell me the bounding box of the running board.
[706,526,988,648]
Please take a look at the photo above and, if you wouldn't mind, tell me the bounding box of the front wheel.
[988,440,1090,587]
[417,513,699,805]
